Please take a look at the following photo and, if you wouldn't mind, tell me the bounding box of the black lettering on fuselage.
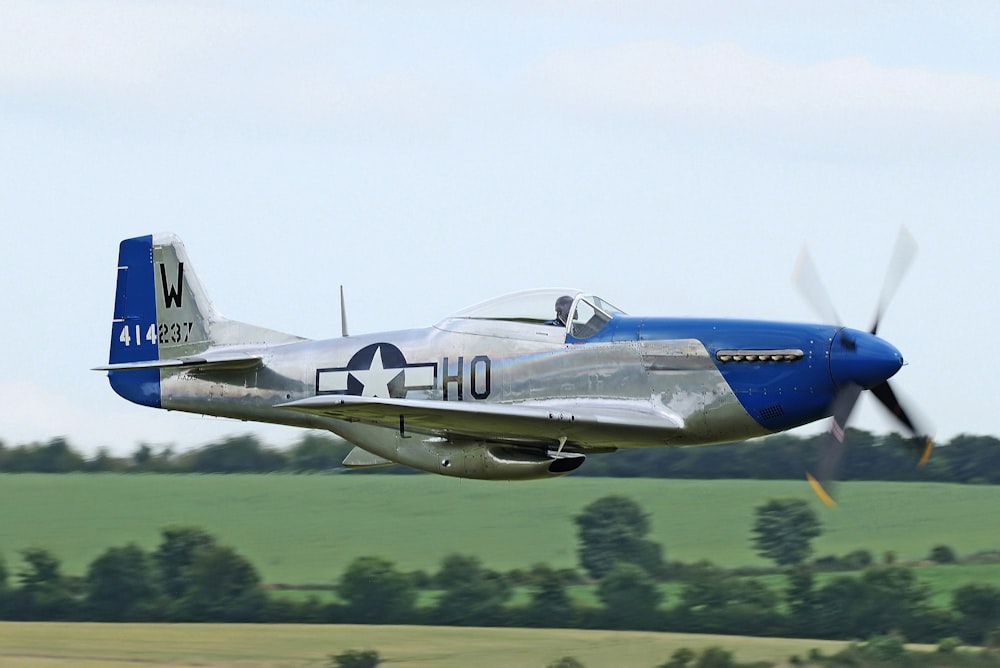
[441,355,492,401]
[159,262,184,309]
[470,355,491,400]
[442,356,463,400]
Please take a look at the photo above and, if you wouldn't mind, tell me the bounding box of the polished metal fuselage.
[102,234,909,481]
[159,314,771,469]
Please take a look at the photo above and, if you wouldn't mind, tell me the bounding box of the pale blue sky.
[1,2,997,454]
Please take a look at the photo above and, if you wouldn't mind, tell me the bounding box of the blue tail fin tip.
[107,235,161,408]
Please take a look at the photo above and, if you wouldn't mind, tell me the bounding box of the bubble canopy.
[446,288,626,338]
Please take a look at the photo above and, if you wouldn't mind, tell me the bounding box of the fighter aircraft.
[95,233,931,504]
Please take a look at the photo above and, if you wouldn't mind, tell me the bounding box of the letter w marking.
[159,262,184,308]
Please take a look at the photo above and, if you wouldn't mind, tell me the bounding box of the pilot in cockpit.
[544,295,574,327]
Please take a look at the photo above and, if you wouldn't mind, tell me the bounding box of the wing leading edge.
[277,395,683,448]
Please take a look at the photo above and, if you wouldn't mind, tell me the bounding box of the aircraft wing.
[277,395,681,447]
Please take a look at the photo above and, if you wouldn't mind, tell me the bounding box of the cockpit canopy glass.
[448,288,625,338]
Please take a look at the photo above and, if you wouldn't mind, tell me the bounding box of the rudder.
[150,233,216,358]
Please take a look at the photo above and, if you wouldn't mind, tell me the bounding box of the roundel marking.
[316,343,436,399]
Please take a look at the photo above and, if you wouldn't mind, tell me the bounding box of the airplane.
[95,233,931,504]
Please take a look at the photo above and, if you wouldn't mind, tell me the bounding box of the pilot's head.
[555,296,574,324]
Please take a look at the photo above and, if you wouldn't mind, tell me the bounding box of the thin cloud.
[526,41,1000,152]
[0,1,451,134]
[0,2,260,90]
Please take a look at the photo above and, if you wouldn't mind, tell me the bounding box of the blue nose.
[829,328,904,390]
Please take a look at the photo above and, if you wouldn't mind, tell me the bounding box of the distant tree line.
[1,429,997,483]
[1,496,998,648]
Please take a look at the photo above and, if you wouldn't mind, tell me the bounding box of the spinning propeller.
[793,227,933,507]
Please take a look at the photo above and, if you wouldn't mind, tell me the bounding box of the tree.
[1,438,84,473]
[751,498,821,567]
[132,444,154,469]
[574,495,664,579]
[83,447,124,472]
[85,543,160,620]
[183,435,287,473]
[676,567,779,635]
[17,548,60,589]
[11,547,76,619]
[658,647,695,668]
[811,574,868,639]
[862,633,906,662]
[547,658,585,668]
[154,526,217,599]
[174,544,266,621]
[433,553,484,588]
[929,544,957,564]
[328,649,380,668]
[952,583,1000,644]
[855,566,932,639]
[597,562,662,629]
[812,567,932,641]
[0,552,8,615]
[432,554,511,626]
[784,566,818,636]
[840,549,873,570]
[523,564,576,628]
[337,556,416,624]
[695,647,734,668]
[289,433,353,471]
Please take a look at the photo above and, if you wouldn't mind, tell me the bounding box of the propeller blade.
[870,380,916,433]
[870,379,935,466]
[806,383,863,508]
[796,228,927,503]
[870,227,918,335]
[793,247,842,326]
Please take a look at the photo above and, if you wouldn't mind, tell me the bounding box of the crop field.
[0,622,905,667]
[0,474,998,585]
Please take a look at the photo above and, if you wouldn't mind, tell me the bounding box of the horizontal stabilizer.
[94,350,262,372]
[342,446,397,468]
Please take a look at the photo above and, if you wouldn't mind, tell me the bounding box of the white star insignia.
[350,346,403,397]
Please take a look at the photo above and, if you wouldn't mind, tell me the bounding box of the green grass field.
[0,622,918,667]
[0,474,998,587]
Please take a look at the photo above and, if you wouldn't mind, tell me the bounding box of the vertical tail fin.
[108,234,216,368]
[106,234,216,406]
[103,233,305,407]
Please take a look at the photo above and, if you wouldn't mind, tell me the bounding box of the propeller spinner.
[795,227,933,507]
